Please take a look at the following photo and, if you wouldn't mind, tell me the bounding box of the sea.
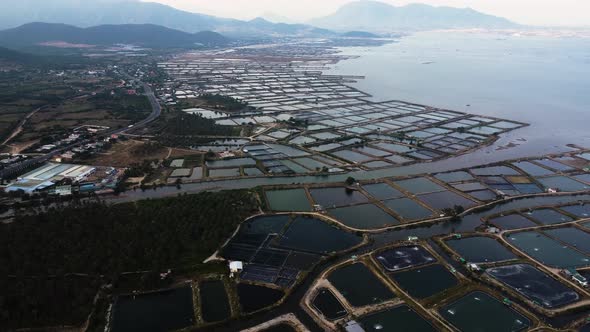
[325,31,590,162]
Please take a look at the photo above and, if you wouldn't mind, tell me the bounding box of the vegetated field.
[16,91,150,143]
[0,190,259,331]
[148,109,241,148]
[0,70,78,145]
[83,139,200,167]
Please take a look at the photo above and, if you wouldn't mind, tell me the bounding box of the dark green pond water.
[261,323,297,332]
[309,187,368,208]
[524,208,573,225]
[237,283,284,314]
[543,227,590,255]
[390,264,458,299]
[111,286,195,332]
[393,177,446,194]
[489,214,537,230]
[277,216,362,254]
[440,291,530,332]
[362,183,404,200]
[506,231,590,268]
[382,198,433,221]
[200,280,231,323]
[312,288,347,320]
[266,189,311,212]
[446,236,516,263]
[328,263,395,307]
[328,203,399,229]
[359,305,436,332]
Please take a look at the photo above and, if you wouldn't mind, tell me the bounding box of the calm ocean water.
[326,31,590,160]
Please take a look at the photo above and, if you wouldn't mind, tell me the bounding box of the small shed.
[229,261,243,274]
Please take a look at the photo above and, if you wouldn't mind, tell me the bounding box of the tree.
[345,177,356,186]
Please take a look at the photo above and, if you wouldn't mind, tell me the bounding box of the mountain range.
[0,23,229,49]
[1,0,519,38]
[310,1,518,31]
[0,0,334,38]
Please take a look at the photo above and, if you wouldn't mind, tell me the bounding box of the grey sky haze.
[142,0,589,27]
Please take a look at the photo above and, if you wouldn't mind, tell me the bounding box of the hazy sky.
[145,0,590,26]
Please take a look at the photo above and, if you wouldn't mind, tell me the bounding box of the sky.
[144,0,590,27]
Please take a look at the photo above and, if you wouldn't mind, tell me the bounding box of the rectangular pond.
[310,187,368,208]
[506,231,590,268]
[200,280,231,323]
[417,191,477,211]
[375,246,436,272]
[362,183,405,200]
[312,288,348,321]
[328,263,395,307]
[486,264,579,308]
[328,204,399,229]
[524,208,573,225]
[543,227,590,255]
[447,236,516,263]
[237,283,284,314]
[439,291,530,332]
[382,198,433,221]
[266,189,311,212]
[559,204,590,218]
[393,177,446,194]
[390,264,458,299]
[489,214,538,230]
[277,216,362,254]
[111,286,195,332]
[359,305,436,332]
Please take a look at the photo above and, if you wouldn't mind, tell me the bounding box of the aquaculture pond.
[537,176,589,192]
[375,246,436,272]
[312,288,348,320]
[359,305,436,332]
[512,161,554,177]
[489,214,537,230]
[111,286,195,332]
[435,171,474,183]
[560,204,590,218]
[439,291,530,332]
[237,283,284,314]
[328,263,395,307]
[390,264,458,299]
[446,236,516,263]
[200,280,231,323]
[393,177,446,194]
[486,264,579,308]
[266,189,311,212]
[362,183,404,200]
[417,190,477,210]
[309,187,368,208]
[382,198,433,221]
[524,208,573,225]
[277,216,362,254]
[506,231,590,268]
[328,203,399,229]
[543,227,590,255]
[261,324,297,332]
[237,215,291,243]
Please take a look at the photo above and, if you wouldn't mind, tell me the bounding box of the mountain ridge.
[0,22,230,49]
[310,1,519,32]
[0,0,334,38]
